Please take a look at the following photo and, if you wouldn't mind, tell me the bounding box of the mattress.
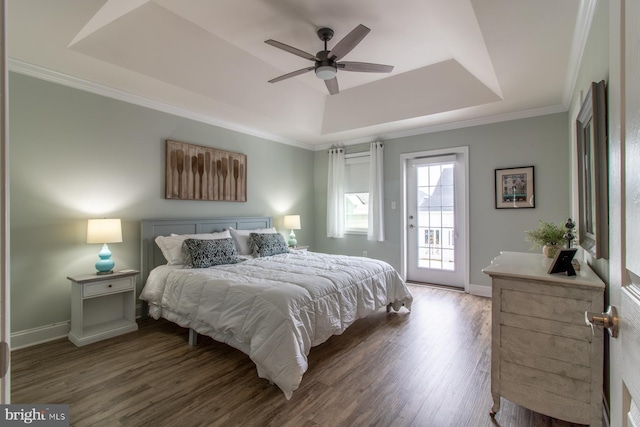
[140,250,413,398]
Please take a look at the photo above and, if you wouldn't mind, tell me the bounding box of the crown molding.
[314,103,568,151]
[7,58,315,151]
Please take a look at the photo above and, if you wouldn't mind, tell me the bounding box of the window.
[345,192,369,231]
[344,153,370,233]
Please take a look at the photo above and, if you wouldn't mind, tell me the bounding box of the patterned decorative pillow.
[182,238,240,268]
[155,230,231,265]
[228,227,277,255]
[249,233,290,257]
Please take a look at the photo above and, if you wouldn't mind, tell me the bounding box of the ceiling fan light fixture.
[266,24,392,94]
[315,65,337,80]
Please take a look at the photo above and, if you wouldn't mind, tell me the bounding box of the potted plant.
[525,220,566,258]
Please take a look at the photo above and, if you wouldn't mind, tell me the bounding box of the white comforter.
[140,250,413,398]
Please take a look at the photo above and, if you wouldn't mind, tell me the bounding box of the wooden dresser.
[483,251,605,426]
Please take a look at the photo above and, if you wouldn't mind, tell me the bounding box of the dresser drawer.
[501,288,590,325]
[83,277,133,298]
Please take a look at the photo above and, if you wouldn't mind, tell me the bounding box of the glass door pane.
[416,162,455,271]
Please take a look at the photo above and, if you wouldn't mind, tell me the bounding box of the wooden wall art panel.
[165,140,246,202]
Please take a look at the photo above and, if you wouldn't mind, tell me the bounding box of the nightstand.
[68,270,139,346]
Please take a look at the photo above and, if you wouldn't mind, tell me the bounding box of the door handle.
[585,306,619,338]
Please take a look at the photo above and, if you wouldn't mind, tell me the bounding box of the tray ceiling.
[8,0,589,149]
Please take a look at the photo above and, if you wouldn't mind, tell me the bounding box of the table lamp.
[87,218,122,274]
[283,215,301,247]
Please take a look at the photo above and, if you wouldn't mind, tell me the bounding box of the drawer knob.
[108,284,112,288]
[585,305,619,338]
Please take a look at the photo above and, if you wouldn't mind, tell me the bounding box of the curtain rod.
[327,141,383,154]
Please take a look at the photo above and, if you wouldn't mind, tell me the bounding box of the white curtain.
[368,141,385,241]
[327,148,345,238]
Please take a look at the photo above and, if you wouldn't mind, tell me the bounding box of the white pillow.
[228,227,277,255]
[155,230,231,265]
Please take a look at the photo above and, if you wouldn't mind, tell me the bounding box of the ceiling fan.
[265,24,394,95]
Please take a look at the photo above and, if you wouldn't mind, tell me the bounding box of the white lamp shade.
[87,219,123,244]
[283,215,301,230]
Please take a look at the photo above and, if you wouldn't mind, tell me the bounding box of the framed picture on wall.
[576,80,608,259]
[165,140,247,202]
[495,166,535,209]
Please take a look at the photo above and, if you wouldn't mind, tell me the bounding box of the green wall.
[9,72,314,333]
[565,0,610,405]
[7,71,574,336]
[314,113,571,289]
[568,0,609,284]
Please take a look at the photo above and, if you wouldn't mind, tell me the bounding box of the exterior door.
[609,1,640,425]
[403,148,467,289]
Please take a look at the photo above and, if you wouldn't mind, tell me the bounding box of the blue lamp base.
[288,230,297,247]
[95,243,115,274]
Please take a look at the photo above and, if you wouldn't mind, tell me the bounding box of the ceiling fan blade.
[328,24,370,60]
[325,77,339,95]
[268,66,315,83]
[265,39,318,61]
[338,62,394,73]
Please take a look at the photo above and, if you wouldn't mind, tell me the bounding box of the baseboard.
[468,283,491,298]
[11,304,146,350]
[10,321,70,350]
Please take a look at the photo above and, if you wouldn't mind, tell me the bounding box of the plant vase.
[543,244,561,258]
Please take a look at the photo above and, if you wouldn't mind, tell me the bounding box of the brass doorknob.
[585,306,619,338]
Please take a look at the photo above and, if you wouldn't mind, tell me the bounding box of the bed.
[139,217,413,399]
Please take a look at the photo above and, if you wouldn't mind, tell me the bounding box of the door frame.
[400,146,469,292]
[609,0,640,425]
[1,0,9,403]
[405,155,464,288]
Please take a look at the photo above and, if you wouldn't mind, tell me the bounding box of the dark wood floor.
[11,285,588,427]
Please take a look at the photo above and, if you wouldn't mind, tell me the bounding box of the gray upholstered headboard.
[140,216,272,281]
